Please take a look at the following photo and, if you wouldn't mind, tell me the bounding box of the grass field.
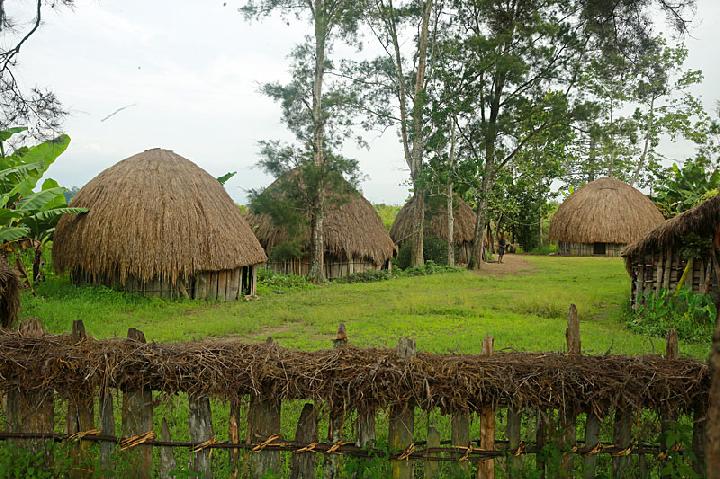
[21,255,709,358]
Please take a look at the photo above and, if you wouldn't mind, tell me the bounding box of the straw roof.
[247,172,395,264]
[622,194,720,259]
[390,194,477,245]
[549,177,664,245]
[0,255,19,329]
[53,148,267,286]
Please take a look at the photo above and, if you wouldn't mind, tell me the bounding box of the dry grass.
[53,148,267,287]
[623,194,720,259]
[549,177,664,245]
[390,194,476,246]
[247,171,395,265]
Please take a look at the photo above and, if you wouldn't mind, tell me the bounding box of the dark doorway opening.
[593,242,606,256]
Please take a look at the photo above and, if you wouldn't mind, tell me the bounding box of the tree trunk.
[407,0,433,268]
[447,120,456,267]
[630,96,655,187]
[469,136,496,269]
[308,1,327,283]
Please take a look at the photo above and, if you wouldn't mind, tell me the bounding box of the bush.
[257,268,314,293]
[626,289,717,342]
[395,236,452,269]
[335,261,463,284]
[333,269,393,283]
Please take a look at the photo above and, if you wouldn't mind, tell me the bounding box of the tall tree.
[242,0,363,282]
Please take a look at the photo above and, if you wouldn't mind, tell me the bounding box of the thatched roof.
[622,194,720,259]
[549,177,664,245]
[246,173,395,264]
[0,255,19,329]
[390,195,477,245]
[53,148,267,286]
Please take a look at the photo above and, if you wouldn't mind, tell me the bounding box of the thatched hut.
[622,194,720,306]
[390,195,477,264]
[247,173,395,279]
[53,148,267,300]
[0,255,19,328]
[549,177,664,257]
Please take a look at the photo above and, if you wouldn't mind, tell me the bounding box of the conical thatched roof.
[549,177,664,245]
[390,194,477,245]
[622,194,720,259]
[53,148,267,286]
[247,172,395,265]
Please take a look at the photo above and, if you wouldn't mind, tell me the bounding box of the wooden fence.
[0,307,711,478]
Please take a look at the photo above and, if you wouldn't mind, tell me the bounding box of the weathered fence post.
[159,418,177,479]
[67,320,94,478]
[477,335,495,479]
[99,386,115,473]
[189,394,214,479]
[389,337,416,479]
[248,339,282,479]
[326,324,348,479]
[660,329,679,478]
[560,305,580,478]
[290,402,317,479]
[121,328,154,479]
[612,409,632,479]
[356,407,376,448]
[506,407,522,478]
[536,411,549,479]
[451,408,470,476]
[583,413,601,479]
[6,319,54,463]
[706,309,720,479]
[424,426,440,479]
[229,398,241,479]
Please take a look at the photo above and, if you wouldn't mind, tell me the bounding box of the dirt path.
[473,253,536,276]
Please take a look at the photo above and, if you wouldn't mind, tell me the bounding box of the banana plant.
[0,127,87,286]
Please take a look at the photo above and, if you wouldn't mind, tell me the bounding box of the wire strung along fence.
[0,306,712,478]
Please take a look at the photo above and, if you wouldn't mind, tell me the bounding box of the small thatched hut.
[623,194,720,306]
[247,173,395,279]
[549,177,664,257]
[53,148,267,300]
[0,255,19,328]
[390,195,477,264]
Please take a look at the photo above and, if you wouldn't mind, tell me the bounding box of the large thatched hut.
[247,173,395,279]
[622,194,720,306]
[390,195,477,264]
[0,255,19,328]
[549,177,664,257]
[53,148,267,300]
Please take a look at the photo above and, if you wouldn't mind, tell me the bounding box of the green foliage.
[268,239,305,261]
[373,203,400,231]
[396,236,451,269]
[256,268,315,294]
[216,171,236,185]
[627,289,717,342]
[653,156,720,217]
[335,261,464,284]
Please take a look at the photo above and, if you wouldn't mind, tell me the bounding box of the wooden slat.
[290,403,317,479]
[450,410,470,476]
[424,426,440,479]
[159,418,177,479]
[357,408,376,448]
[195,273,208,300]
[67,320,94,478]
[536,411,549,479]
[189,395,214,478]
[583,413,600,479]
[389,337,416,479]
[477,335,495,479]
[229,398,241,479]
[507,408,522,478]
[122,328,154,479]
[228,268,240,301]
[247,393,281,478]
[217,271,228,302]
[612,410,632,478]
[99,388,115,472]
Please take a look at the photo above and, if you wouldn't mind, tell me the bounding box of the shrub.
[626,289,716,342]
[396,236,453,269]
[257,269,314,293]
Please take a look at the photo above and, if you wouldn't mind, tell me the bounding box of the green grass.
[20,256,709,358]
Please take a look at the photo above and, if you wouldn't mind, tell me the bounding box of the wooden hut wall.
[266,253,387,279]
[70,266,258,301]
[628,251,718,307]
[557,242,625,257]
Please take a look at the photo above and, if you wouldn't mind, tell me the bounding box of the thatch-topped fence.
[0,311,712,478]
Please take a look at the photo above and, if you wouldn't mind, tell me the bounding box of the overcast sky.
[8,0,720,204]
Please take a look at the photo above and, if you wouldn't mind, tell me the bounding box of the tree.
[242,0,364,283]
[431,0,694,269]
[0,127,86,286]
[1,1,74,140]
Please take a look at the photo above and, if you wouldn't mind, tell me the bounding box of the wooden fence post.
[290,403,317,479]
[451,409,470,476]
[121,328,154,479]
[424,426,440,479]
[506,408,522,478]
[326,325,348,479]
[583,413,600,479]
[477,335,495,479]
[706,309,720,479]
[159,418,177,479]
[67,320,94,479]
[536,411,549,479]
[229,398,241,479]
[247,393,281,478]
[612,409,632,479]
[560,305,580,478]
[99,386,115,473]
[660,329,679,478]
[356,407,376,448]
[389,337,416,479]
[189,394,214,479]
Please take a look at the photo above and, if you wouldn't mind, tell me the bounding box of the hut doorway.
[593,242,606,256]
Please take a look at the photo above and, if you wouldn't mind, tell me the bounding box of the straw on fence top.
[549,177,664,245]
[0,331,707,416]
[246,170,395,265]
[390,194,477,245]
[622,194,720,259]
[53,148,267,286]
